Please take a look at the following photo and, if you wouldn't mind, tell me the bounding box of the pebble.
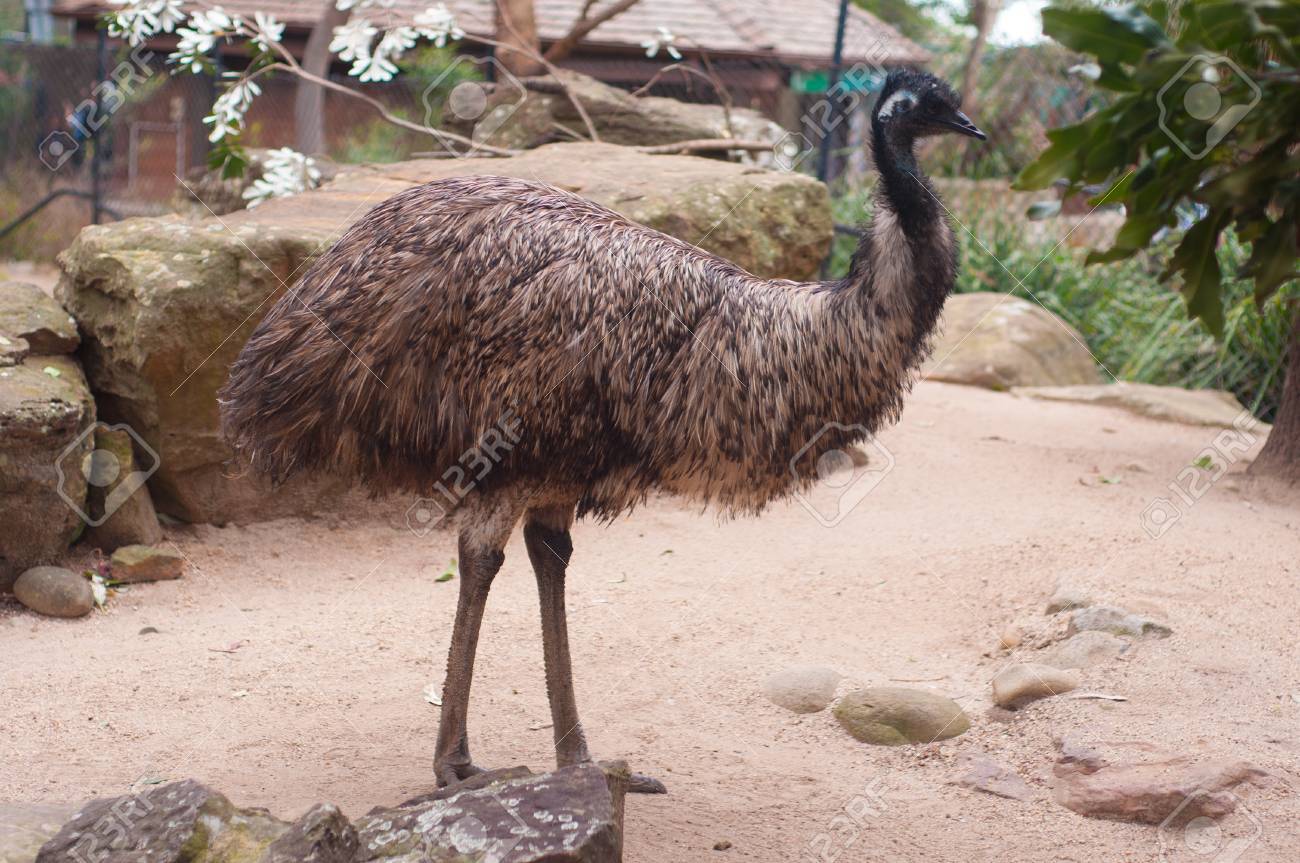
[762,665,843,714]
[991,663,1079,708]
[13,567,93,618]
[950,754,1034,801]
[1041,631,1128,669]
[833,687,970,745]
[1045,583,1092,614]
[1068,605,1171,639]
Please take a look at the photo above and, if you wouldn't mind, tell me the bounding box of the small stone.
[1046,583,1092,614]
[713,839,733,851]
[1069,605,1171,639]
[139,626,160,635]
[13,566,93,618]
[833,687,970,745]
[950,754,1034,801]
[992,663,1079,708]
[998,624,1023,650]
[763,664,843,713]
[110,545,184,583]
[1042,631,1129,669]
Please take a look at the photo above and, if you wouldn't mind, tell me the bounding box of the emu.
[220,69,984,793]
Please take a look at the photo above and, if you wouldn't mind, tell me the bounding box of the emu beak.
[942,108,987,141]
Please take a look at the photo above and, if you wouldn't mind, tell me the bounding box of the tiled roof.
[54,0,929,65]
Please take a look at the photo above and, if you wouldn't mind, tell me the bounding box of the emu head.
[874,69,987,142]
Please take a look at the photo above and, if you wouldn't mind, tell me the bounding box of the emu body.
[220,69,984,791]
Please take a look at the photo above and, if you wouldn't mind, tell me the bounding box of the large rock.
[833,687,970,745]
[0,281,79,354]
[58,143,829,524]
[1050,737,1270,824]
[13,566,94,618]
[35,766,628,863]
[763,664,843,713]
[0,355,95,590]
[1012,382,1260,428]
[925,293,1100,390]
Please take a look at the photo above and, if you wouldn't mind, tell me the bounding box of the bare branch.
[544,0,641,63]
[634,138,775,154]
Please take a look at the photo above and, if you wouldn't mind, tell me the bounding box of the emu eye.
[877,90,916,120]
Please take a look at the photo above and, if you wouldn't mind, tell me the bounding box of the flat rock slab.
[34,765,628,863]
[833,687,970,745]
[950,755,1034,801]
[110,545,184,583]
[1050,737,1270,824]
[1012,382,1260,428]
[0,282,79,355]
[1069,605,1172,639]
[1041,631,1129,669]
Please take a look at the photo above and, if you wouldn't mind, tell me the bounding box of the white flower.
[329,17,377,63]
[641,26,682,60]
[169,25,215,72]
[203,77,260,143]
[251,11,284,53]
[106,0,162,47]
[350,50,399,82]
[243,147,323,207]
[154,0,185,32]
[414,4,464,47]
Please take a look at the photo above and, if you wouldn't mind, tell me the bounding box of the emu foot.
[434,758,490,788]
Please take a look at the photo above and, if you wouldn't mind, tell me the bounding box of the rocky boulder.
[833,687,970,745]
[448,71,786,156]
[1012,382,1259,428]
[35,764,629,863]
[0,281,79,354]
[13,565,94,618]
[58,143,829,524]
[925,293,1100,390]
[0,356,95,590]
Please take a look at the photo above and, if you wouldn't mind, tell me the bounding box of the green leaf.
[1240,218,1300,304]
[435,558,457,583]
[1014,122,1094,189]
[1165,209,1231,335]
[1041,4,1169,66]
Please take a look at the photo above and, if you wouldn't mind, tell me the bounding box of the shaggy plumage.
[219,68,985,790]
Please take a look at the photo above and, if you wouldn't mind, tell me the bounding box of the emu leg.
[523,509,667,794]
[434,497,519,787]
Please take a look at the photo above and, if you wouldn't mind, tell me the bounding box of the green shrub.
[830,190,1293,421]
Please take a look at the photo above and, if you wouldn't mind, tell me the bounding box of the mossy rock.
[834,686,971,746]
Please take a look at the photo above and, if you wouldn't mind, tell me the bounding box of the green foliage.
[852,0,951,43]
[830,189,1294,420]
[1016,0,1299,336]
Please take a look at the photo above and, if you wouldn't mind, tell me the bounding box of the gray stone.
[35,779,286,863]
[109,545,184,583]
[0,282,79,355]
[950,754,1034,801]
[763,664,843,713]
[833,687,970,745]
[13,566,93,618]
[59,143,829,525]
[1069,605,1172,639]
[83,426,163,552]
[0,333,29,367]
[925,293,1100,391]
[0,356,95,590]
[991,663,1079,708]
[1041,631,1129,669]
[259,803,357,863]
[355,762,626,862]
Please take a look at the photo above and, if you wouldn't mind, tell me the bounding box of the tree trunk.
[1251,309,1300,483]
[960,0,1001,112]
[294,1,350,156]
[495,0,544,78]
[544,0,641,63]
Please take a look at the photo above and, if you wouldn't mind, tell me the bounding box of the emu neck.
[868,119,940,237]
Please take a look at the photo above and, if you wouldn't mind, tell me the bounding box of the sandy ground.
[2,381,1298,862]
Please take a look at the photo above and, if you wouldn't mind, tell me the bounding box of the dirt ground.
[2,380,1298,862]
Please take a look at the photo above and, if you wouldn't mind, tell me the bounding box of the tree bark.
[1251,309,1300,483]
[495,0,545,78]
[294,1,350,155]
[960,0,1001,112]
